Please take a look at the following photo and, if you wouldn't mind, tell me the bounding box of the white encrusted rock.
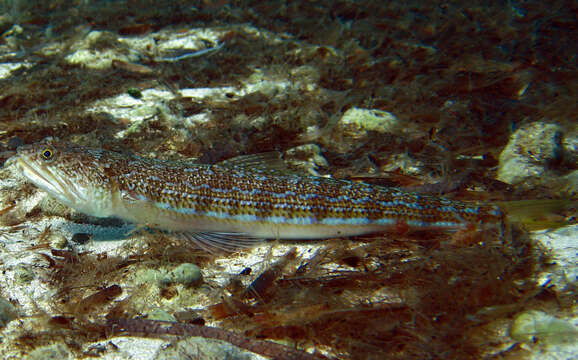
[497,122,576,192]
[331,108,400,152]
[515,224,578,359]
[65,30,140,69]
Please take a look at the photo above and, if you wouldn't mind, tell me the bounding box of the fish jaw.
[15,143,119,218]
[16,156,73,204]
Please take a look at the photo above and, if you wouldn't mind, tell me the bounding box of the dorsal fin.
[216,151,305,176]
[217,152,285,169]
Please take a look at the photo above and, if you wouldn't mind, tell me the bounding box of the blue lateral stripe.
[320,217,371,225]
[154,202,468,227]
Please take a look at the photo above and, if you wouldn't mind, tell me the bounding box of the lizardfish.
[14,141,503,251]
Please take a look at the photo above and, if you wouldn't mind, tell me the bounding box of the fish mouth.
[16,155,82,206]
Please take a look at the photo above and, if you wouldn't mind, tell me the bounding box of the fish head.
[15,141,119,218]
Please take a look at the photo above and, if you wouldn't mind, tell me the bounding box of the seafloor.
[0,1,576,359]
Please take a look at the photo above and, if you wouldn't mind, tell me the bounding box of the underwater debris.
[155,41,224,62]
[75,285,123,315]
[245,248,298,303]
[111,60,155,75]
[39,248,133,320]
[107,318,326,360]
[0,202,16,218]
[203,224,551,359]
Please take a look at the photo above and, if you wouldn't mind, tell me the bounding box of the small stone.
[166,263,202,287]
[147,308,177,322]
[330,107,400,152]
[340,108,399,133]
[49,234,68,249]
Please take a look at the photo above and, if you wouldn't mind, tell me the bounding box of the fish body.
[15,141,504,250]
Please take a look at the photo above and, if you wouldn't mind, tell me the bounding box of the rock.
[164,263,203,287]
[532,225,577,306]
[147,308,177,322]
[49,234,68,249]
[497,122,577,192]
[330,108,400,152]
[64,30,139,69]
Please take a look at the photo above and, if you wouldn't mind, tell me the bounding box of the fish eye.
[40,147,55,161]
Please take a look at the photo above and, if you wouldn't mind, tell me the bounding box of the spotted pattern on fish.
[14,141,504,250]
